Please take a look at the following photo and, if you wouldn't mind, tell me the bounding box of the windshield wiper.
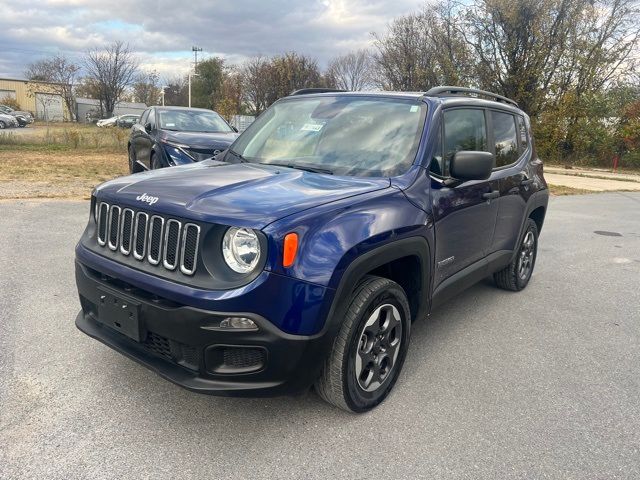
[265,162,334,175]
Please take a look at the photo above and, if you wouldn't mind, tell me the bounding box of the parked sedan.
[0,105,34,127]
[96,116,119,127]
[128,106,239,172]
[0,113,19,129]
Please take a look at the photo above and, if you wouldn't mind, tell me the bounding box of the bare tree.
[84,42,138,117]
[241,56,273,115]
[462,0,640,115]
[133,70,160,106]
[24,55,80,121]
[326,49,374,91]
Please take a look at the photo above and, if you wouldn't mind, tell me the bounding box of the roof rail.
[425,86,519,108]
[290,88,347,96]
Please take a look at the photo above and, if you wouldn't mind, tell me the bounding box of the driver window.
[443,109,488,172]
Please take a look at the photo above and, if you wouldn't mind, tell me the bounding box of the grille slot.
[97,202,109,246]
[95,202,200,276]
[120,208,134,255]
[133,212,148,260]
[147,215,164,265]
[180,223,200,275]
[107,205,121,251]
[163,219,181,270]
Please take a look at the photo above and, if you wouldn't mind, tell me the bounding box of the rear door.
[486,110,531,253]
[430,108,498,287]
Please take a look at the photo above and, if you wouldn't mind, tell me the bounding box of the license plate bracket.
[97,287,143,342]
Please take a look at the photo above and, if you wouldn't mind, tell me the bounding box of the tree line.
[22,0,640,167]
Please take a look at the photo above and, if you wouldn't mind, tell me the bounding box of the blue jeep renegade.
[75,86,548,412]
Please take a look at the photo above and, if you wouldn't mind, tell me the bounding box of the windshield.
[230,96,426,177]
[157,109,233,133]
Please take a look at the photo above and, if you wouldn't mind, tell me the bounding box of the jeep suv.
[75,87,548,412]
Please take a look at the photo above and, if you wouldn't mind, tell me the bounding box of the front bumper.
[75,259,336,396]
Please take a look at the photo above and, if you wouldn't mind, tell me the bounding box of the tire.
[315,275,411,413]
[128,145,143,173]
[494,218,539,291]
[150,152,161,170]
[0,121,5,130]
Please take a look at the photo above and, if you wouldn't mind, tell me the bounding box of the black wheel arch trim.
[510,189,548,263]
[325,236,432,332]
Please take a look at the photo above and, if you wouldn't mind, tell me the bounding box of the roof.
[76,97,147,108]
[282,89,524,113]
[0,77,68,86]
[151,105,215,112]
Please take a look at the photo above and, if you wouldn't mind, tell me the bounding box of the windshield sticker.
[410,105,419,113]
[301,123,323,132]
[165,123,175,127]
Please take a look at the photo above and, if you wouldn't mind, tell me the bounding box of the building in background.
[76,98,147,123]
[0,77,70,121]
[230,114,255,132]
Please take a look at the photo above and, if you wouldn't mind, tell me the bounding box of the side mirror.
[449,151,494,182]
[144,122,152,133]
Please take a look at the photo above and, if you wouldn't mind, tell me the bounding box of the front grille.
[96,201,200,276]
[143,331,201,371]
[144,332,172,359]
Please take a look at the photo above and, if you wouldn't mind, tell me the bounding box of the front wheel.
[315,275,411,413]
[128,145,143,173]
[494,218,539,291]
[0,121,5,130]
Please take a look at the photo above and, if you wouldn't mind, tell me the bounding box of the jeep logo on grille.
[136,193,159,205]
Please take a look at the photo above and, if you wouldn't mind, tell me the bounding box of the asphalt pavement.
[1,193,639,479]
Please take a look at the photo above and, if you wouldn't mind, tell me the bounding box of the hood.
[161,130,238,149]
[10,111,32,117]
[95,160,390,229]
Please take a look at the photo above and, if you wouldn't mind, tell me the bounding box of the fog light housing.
[219,317,258,330]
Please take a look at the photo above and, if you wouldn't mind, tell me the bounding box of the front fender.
[263,188,433,288]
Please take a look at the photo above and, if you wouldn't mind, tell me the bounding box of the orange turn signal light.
[283,233,299,267]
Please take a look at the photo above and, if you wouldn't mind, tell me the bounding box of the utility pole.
[192,46,202,72]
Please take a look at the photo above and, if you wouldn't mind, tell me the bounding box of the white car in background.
[96,116,120,127]
[0,112,19,129]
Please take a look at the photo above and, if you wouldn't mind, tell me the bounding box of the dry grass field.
[0,124,129,199]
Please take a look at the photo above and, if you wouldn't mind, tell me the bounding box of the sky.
[0,0,424,80]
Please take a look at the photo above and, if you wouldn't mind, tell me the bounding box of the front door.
[429,108,498,287]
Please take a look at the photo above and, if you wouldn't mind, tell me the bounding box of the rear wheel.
[494,218,539,291]
[315,275,411,412]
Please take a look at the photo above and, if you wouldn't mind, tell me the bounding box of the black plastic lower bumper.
[75,261,331,397]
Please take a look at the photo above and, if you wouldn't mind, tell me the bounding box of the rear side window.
[491,111,519,167]
[443,109,488,171]
[517,115,529,154]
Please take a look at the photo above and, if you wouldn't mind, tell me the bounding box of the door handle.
[520,178,534,186]
[482,191,500,200]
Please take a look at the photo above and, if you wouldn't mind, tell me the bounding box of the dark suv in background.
[76,87,548,412]
[128,106,239,172]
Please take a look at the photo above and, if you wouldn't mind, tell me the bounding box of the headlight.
[222,227,261,273]
[162,140,195,162]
